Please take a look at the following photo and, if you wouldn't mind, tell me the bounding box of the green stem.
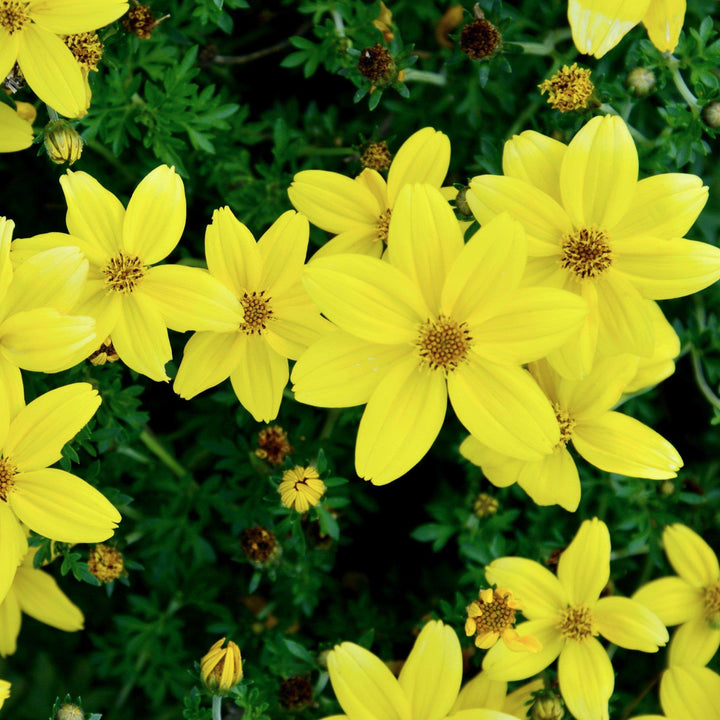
[319,409,341,440]
[46,105,60,121]
[667,54,698,110]
[402,68,446,86]
[139,429,188,478]
[691,348,720,412]
[514,42,553,55]
[212,695,223,720]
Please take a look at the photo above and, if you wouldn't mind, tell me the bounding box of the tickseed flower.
[44,119,83,165]
[465,587,542,652]
[0,383,121,604]
[0,0,128,117]
[173,208,329,420]
[87,544,124,583]
[63,31,103,108]
[567,0,686,57]
[460,356,682,511]
[0,547,83,656]
[0,101,32,151]
[0,679,9,708]
[292,186,587,485]
[201,638,243,694]
[14,165,242,381]
[278,466,326,513]
[468,116,718,379]
[633,524,720,667]
[482,519,668,720]
[451,671,544,718]
[539,64,595,113]
[255,425,292,465]
[288,127,451,259]
[360,140,392,172]
[326,619,519,720]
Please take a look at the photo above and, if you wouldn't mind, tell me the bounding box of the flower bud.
[626,67,656,96]
[460,17,501,60]
[201,638,243,694]
[56,704,85,720]
[473,492,499,517]
[44,120,82,165]
[702,101,720,128]
[531,694,564,720]
[88,544,124,583]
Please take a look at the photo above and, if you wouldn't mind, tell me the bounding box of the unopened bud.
[201,638,243,694]
[56,704,85,720]
[626,67,656,96]
[531,694,564,720]
[702,101,720,128]
[44,120,82,165]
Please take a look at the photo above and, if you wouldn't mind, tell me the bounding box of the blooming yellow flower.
[482,519,668,720]
[633,524,720,667]
[0,0,128,117]
[278,466,326,512]
[568,0,686,58]
[460,356,683,511]
[201,638,243,694]
[288,127,451,258]
[451,672,544,719]
[292,185,588,485]
[0,102,32,152]
[173,207,329,420]
[326,619,519,720]
[0,679,8,708]
[468,116,718,379]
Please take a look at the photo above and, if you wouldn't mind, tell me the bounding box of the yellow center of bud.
[557,605,596,641]
[560,227,612,280]
[239,291,273,334]
[705,581,720,628]
[0,456,16,501]
[417,314,471,372]
[0,0,30,35]
[376,208,392,244]
[103,253,146,293]
[64,32,104,71]
[553,402,575,449]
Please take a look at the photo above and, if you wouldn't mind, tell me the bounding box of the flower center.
[705,581,720,628]
[557,605,596,641]
[376,208,392,244]
[239,291,273,334]
[560,227,612,279]
[553,402,575,450]
[103,253,146,293]
[539,63,595,113]
[0,0,30,35]
[88,544,124,583]
[0,456,17,501]
[466,588,519,638]
[417,314,471,372]
[64,32,104,71]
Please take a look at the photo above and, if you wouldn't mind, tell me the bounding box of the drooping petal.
[356,357,447,485]
[568,0,650,58]
[0,504,26,605]
[560,115,638,230]
[557,638,613,720]
[9,468,120,543]
[257,211,309,297]
[0,587,21,657]
[0,28,19,84]
[122,165,185,265]
[450,671,507,714]
[632,576,704,626]
[660,665,720,720]
[573,411,682,480]
[517,447,581,512]
[4,382,100,471]
[558,518,610,606]
[459,436,525,489]
[399,620,462,720]
[0,103,33,153]
[662,523,720,588]
[13,566,83,631]
[667,615,720,667]
[29,0,129,34]
[594,596,668,651]
[642,0,686,53]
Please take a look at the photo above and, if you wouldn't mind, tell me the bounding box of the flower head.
[278,466,326,513]
[255,425,292,465]
[539,64,594,112]
[87,544,124,583]
[241,526,280,567]
[201,638,243,694]
[460,17,501,60]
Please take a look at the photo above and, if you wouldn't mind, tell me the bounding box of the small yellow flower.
[0,102,32,152]
[465,587,542,652]
[539,63,594,113]
[278,466,326,513]
[201,638,243,694]
[87,544,124,583]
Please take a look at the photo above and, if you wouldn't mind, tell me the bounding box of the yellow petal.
[266,287,331,360]
[632,576,703,626]
[257,210,309,297]
[667,614,720,667]
[0,28,19,83]
[449,711,520,720]
[451,671,507,714]
[13,565,83,631]
[399,620,462,720]
[356,357,447,485]
[0,103,33,153]
[557,638,613,720]
[573,411,682,479]
[0,587,21,656]
[642,0,685,53]
[560,115,638,230]
[568,0,649,58]
[75,280,123,340]
[29,0,129,34]
[558,518,610,606]
[17,26,87,118]
[503,679,545,718]
[9,468,120,543]
[229,335,288,422]
[662,523,720,588]
[459,435,524,489]
[594,596,668,651]
[122,165,185,265]
[0,356,24,420]
[517,447,581,512]
[0,503,26,605]
[310,227,383,261]
[140,265,242,332]
[660,665,720,720]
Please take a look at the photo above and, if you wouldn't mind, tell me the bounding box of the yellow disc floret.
[417,314,471,372]
[560,227,612,280]
[0,456,17,501]
[88,544,124,583]
[0,0,30,35]
[539,63,594,112]
[239,290,273,334]
[64,32,104,71]
[704,581,720,628]
[553,402,575,449]
[103,252,146,293]
[376,208,392,244]
[557,605,597,641]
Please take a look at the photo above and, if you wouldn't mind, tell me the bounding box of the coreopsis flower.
[292,186,588,485]
[278,466,326,512]
[173,208,329,420]
[568,0,685,58]
[468,116,718,378]
[201,638,243,694]
[451,672,544,718]
[326,619,519,720]
[0,101,32,151]
[0,679,8,708]
[481,519,668,720]
[538,63,595,112]
[460,356,682,511]
[0,0,128,117]
[0,547,83,656]
[288,127,451,258]
[633,524,720,667]
[14,165,242,381]
[0,383,120,604]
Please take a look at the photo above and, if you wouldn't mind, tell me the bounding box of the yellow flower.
[0,0,128,117]
[451,671,544,718]
[482,519,668,720]
[201,638,243,694]
[278,466,326,513]
[538,63,594,112]
[465,587,542,652]
[568,0,686,58]
[0,102,32,152]
[0,382,121,603]
[288,127,451,258]
[468,116,718,379]
[292,186,588,485]
[12,166,243,381]
[0,679,8,708]
[87,543,124,583]
[326,619,520,720]
[173,207,329,420]
[0,547,83,656]
[633,524,720,667]
[460,356,683,511]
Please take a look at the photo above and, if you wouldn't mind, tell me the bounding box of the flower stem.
[667,54,699,110]
[46,105,60,121]
[139,429,188,477]
[212,695,223,720]
[691,348,720,412]
[402,68,446,86]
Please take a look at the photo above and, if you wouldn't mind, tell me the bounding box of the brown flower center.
[376,208,392,244]
[466,588,518,636]
[560,227,612,280]
[88,544,125,583]
[417,314,471,372]
[0,0,30,35]
[64,32,104,71]
[240,291,273,334]
[0,456,16,501]
[103,253,146,293]
[557,605,596,641]
[553,402,575,449]
[255,425,292,465]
